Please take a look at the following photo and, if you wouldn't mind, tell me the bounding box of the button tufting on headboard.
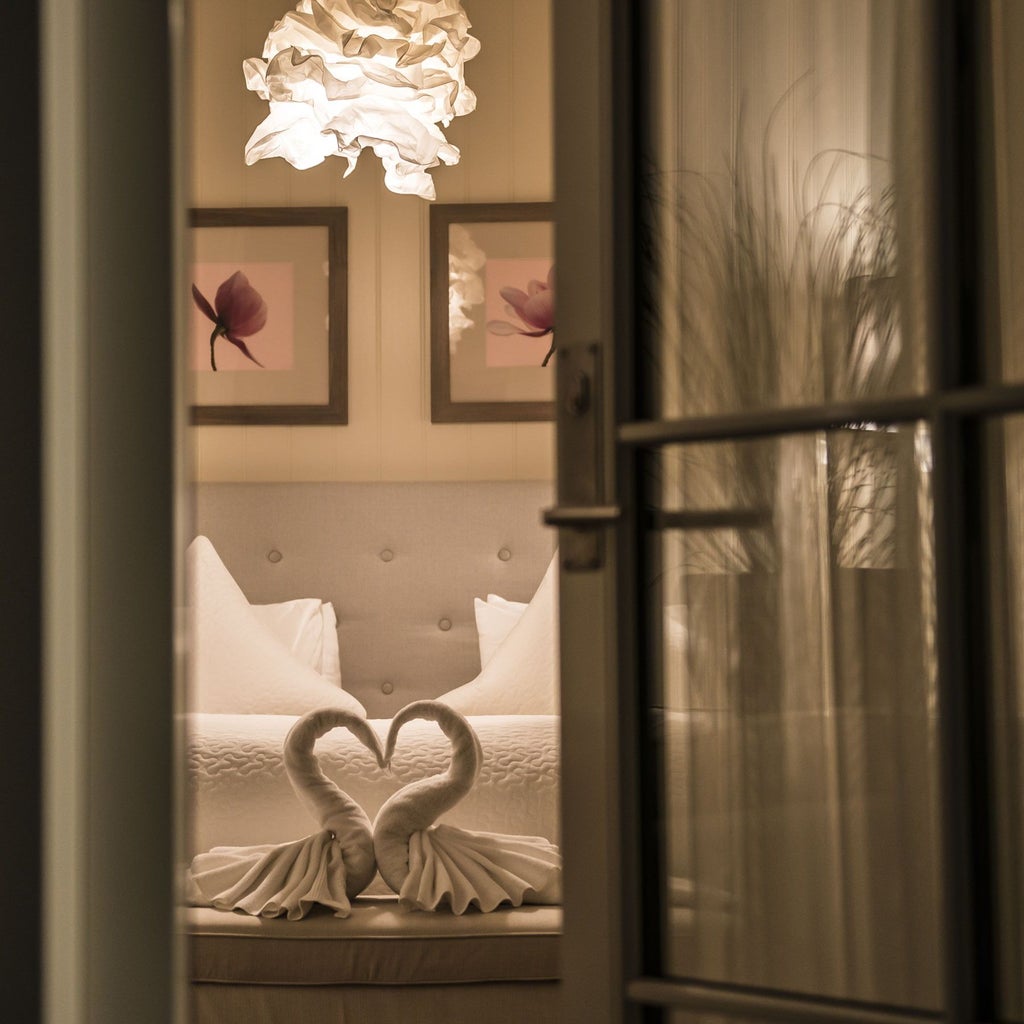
[380,681,394,695]
[195,481,555,717]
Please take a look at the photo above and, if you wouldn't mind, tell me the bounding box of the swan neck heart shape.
[372,700,482,894]
[283,707,386,899]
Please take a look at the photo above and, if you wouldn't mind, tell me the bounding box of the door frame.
[552,1,646,1021]
[41,1,185,1021]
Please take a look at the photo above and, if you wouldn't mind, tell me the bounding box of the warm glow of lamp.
[243,0,480,201]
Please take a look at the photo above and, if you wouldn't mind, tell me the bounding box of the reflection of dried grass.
[640,80,900,572]
[828,427,899,568]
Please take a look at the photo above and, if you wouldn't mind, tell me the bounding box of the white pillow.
[441,554,559,715]
[487,594,528,614]
[187,536,365,717]
[474,598,525,669]
[318,603,343,688]
[251,599,342,687]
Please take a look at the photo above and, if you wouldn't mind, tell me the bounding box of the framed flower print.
[189,207,348,425]
[430,202,555,423]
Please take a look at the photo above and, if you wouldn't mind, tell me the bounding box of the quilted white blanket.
[186,713,561,872]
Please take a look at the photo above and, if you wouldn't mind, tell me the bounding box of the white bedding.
[186,713,561,870]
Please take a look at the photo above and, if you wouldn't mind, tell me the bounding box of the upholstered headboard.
[194,482,555,718]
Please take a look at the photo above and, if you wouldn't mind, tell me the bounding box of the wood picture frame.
[189,207,348,425]
[430,202,555,423]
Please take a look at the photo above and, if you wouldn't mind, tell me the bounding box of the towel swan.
[373,700,562,914]
[283,707,385,898]
[186,707,385,919]
[187,701,561,918]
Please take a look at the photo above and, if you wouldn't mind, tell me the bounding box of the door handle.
[544,504,620,570]
[551,342,612,570]
[542,504,621,528]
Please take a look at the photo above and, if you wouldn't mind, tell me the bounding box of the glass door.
[553,1,1022,1022]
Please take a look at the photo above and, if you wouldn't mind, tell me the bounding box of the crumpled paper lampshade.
[243,0,480,201]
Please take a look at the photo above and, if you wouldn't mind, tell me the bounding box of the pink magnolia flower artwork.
[486,265,555,366]
[192,271,268,371]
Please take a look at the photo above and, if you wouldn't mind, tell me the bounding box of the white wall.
[190,0,554,482]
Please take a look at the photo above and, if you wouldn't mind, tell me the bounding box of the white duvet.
[186,713,561,867]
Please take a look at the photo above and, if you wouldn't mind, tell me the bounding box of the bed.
[184,481,562,1023]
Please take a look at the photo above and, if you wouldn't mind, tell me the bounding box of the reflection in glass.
[990,2,1024,384]
[640,0,932,418]
[991,416,1024,1021]
[648,426,939,1008]
[988,0,1024,1008]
